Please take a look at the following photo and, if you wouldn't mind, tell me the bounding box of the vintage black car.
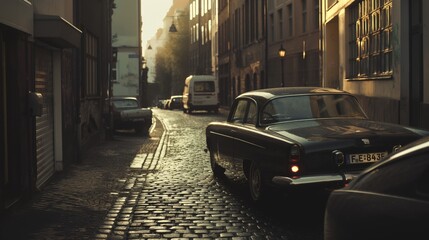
[324,136,429,240]
[110,97,152,136]
[205,87,429,201]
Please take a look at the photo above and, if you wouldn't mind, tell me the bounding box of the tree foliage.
[154,12,190,97]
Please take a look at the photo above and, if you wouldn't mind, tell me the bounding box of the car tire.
[249,161,267,202]
[135,124,150,137]
[142,126,150,137]
[209,150,225,176]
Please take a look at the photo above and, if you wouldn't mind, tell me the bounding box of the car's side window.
[244,101,257,125]
[261,101,277,124]
[231,100,248,123]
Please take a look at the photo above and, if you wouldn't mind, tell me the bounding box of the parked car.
[157,99,168,109]
[110,97,152,136]
[163,99,171,109]
[324,136,429,240]
[167,95,183,110]
[205,87,429,201]
[182,75,219,113]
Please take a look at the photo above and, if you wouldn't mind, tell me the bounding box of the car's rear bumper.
[272,172,359,186]
[113,117,151,129]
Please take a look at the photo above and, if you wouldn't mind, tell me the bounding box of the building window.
[314,0,319,30]
[202,0,205,14]
[348,0,392,79]
[302,0,307,33]
[196,23,199,41]
[278,9,284,40]
[190,2,193,19]
[208,19,212,40]
[202,25,206,44]
[191,25,194,43]
[287,4,293,37]
[85,32,98,96]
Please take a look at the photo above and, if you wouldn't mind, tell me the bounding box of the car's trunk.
[269,118,426,174]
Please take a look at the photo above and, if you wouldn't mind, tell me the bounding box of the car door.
[213,99,249,169]
[229,99,260,170]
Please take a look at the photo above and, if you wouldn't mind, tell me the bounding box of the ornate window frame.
[347,0,393,80]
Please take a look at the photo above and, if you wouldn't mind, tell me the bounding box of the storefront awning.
[34,15,82,48]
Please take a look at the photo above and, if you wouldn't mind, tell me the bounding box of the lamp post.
[278,44,286,87]
[141,57,149,107]
[168,13,189,33]
[169,21,178,32]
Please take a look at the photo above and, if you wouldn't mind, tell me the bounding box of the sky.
[141,0,173,49]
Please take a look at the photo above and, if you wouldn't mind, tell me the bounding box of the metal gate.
[35,47,54,188]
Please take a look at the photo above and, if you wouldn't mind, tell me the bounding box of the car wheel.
[142,126,150,136]
[209,150,225,176]
[249,161,266,202]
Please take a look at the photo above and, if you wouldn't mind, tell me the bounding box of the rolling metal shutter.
[35,47,54,188]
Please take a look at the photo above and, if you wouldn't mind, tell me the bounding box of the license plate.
[348,152,388,164]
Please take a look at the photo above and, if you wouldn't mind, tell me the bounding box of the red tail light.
[289,145,301,175]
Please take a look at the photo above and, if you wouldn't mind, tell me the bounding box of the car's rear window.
[194,81,215,92]
[261,94,366,124]
[112,99,139,108]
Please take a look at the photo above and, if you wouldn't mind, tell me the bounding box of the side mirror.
[28,91,43,117]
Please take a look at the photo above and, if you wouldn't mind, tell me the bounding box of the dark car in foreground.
[205,87,429,201]
[324,136,429,240]
[111,97,152,136]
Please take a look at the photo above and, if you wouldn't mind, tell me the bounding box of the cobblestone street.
[1,116,164,240]
[1,109,325,240]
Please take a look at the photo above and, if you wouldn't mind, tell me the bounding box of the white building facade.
[111,0,141,98]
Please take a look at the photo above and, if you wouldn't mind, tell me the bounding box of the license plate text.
[348,152,388,164]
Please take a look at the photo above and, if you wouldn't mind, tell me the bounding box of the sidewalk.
[0,116,164,240]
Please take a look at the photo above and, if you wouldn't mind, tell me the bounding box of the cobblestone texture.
[0,117,163,240]
[1,108,325,240]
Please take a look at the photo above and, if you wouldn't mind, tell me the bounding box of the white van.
[182,75,219,113]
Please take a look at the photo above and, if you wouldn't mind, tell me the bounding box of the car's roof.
[239,87,347,98]
[236,87,350,105]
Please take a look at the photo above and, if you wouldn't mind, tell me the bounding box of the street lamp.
[278,44,286,87]
[169,21,178,32]
[168,14,188,33]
